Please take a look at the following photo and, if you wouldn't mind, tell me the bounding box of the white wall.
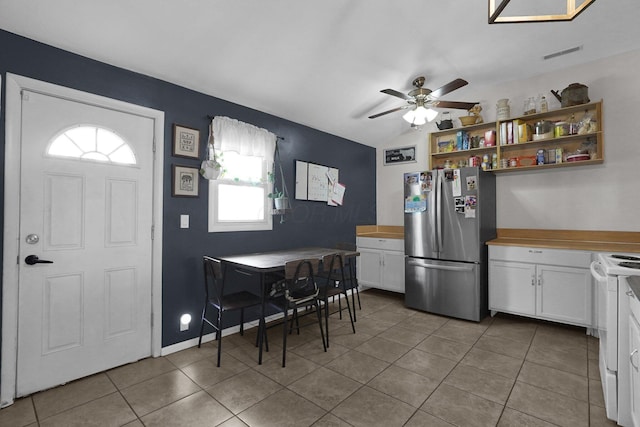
[377,49,640,232]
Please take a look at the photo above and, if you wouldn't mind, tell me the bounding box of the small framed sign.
[172,165,199,197]
[384,146,416,165]
[172,124,200,159]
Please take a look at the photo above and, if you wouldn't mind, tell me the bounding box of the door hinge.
[151,225,155,240]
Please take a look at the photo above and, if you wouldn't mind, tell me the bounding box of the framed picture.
[172,165,199,197]
[384,146,416,165]
[172,124,200,159]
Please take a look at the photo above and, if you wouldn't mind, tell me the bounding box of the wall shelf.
[429,100,604,173]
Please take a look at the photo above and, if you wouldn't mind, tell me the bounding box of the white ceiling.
[1,0,639,148]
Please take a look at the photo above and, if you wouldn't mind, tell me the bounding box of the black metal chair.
[335,242,361,321]
[199,256,263,367]
[267,258,326,367]
[317,252,355,347]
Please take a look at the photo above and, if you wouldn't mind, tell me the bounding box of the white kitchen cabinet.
[489,246,592,327]
[356,237,405,293]
[488,260,536,316]
[629,285,640,427]
[630,316,640,427]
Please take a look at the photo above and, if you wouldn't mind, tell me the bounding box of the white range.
[591,252,640,426]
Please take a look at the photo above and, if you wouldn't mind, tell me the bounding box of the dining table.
[216,246,359,364]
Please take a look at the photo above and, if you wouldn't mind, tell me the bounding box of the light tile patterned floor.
[0,289,617,426]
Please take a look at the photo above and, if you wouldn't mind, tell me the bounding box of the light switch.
[180,214,189,229]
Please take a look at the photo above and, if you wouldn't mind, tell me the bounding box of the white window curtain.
[212,116,276,159]
[208,116,276,232]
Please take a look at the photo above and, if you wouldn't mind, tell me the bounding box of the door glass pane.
[48,126,137,165]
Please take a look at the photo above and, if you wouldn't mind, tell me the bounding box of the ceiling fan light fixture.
[403,106,438,126]
[425,108,438,122]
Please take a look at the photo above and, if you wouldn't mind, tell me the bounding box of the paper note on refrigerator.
[452,169,461,197]
[465,195,477,218]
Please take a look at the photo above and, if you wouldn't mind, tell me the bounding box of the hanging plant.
[269,141,290,221]
[200,124,224,180]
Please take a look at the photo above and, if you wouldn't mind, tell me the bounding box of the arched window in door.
[47,125,137,165]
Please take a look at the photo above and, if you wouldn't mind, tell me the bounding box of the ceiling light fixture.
[488,0,596,24]
[402,100,438,126]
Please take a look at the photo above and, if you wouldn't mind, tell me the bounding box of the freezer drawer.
[405,257,485,321]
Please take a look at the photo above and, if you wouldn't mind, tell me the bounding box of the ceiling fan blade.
[368,105,411,119]
[380,89,412,101]
[429,78,468,98]
[431,100,477,110]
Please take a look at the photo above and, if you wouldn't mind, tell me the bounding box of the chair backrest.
[283,258,320,303]
[322,252,345,271]
[203,256,224,305]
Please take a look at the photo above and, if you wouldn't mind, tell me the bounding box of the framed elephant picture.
[172,164,199,197]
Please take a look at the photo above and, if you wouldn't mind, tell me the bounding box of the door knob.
[25,255,53,265]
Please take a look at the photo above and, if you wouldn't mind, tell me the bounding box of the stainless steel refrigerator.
[403,167,496,321]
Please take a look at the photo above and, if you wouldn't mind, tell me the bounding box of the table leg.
[258,272,267,365]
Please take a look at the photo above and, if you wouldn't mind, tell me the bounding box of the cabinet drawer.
[356,237,404,252]
[489,245,591,267]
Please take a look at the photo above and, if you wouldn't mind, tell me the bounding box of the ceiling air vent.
[543,45,583,60]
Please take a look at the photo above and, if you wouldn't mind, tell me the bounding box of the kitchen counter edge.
[356,225,404,240]
[487,229,640,254]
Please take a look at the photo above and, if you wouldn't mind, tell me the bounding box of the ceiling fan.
[368,76,478,125]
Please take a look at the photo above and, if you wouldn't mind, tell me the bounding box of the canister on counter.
[536,149,545,165]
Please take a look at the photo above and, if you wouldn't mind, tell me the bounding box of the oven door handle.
[590,261,607,281]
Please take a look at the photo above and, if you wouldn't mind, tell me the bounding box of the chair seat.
[319,285,342,299]
[219,291,262,312]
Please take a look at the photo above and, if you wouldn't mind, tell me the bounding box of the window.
[208,117,276,232]
[47,125,136,165]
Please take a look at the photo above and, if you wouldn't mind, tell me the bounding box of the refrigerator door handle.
[407,259,475,272]
[436,172,443,252]
[429,172,438,250]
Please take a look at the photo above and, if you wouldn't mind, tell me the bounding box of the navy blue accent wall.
[0,30,376,350]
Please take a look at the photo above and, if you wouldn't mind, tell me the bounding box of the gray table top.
[217,247,358,273]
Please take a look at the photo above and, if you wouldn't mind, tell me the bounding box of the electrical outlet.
[180,321,189,331]
[180,214,189,229]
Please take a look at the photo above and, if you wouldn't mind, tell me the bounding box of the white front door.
[15,89,155,396]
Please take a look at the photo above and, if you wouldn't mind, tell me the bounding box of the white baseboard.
[160,289,359,357]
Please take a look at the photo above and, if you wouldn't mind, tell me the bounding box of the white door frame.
[1,73,164,407]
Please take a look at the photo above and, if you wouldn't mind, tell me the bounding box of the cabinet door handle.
[537,275,542,286]
[528,250,543,254]
[631,349,639,370]
[531,276,535,286]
